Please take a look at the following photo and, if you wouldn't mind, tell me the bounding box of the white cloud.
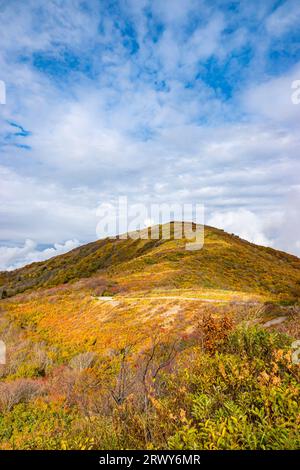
[0,239,80,271]
[0,0,299,271]
[207,209,273,247]
[266,0,300,37]
[243,63,300,125]
[0,165,98,244]
[269,188,300,257]
[207,188,300,257]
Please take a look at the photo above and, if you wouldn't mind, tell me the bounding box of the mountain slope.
[0,224,299,451]
[1,223,300,300]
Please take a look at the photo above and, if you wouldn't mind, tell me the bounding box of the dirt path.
[263,316,287,327]
[96,295,257,305]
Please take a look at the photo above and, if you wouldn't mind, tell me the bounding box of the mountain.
[1,223,300,301]
[0,223,299,450]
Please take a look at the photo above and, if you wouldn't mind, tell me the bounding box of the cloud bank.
[0,239,80,271]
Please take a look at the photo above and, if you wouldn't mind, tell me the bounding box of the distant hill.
[1,223,300,300]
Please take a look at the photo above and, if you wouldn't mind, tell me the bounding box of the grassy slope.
[1,223,300,300]
[0,224,299,450]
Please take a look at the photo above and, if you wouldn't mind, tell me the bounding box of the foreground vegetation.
[0,309,299,450]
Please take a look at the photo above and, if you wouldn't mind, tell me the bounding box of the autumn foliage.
[0,224,299,449]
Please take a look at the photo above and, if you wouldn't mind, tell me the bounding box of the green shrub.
[224,325,290,360]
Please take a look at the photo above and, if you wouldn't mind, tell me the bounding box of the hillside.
[1,223,300,301]
[0,223,299,450]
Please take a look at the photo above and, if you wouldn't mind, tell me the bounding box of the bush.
[69,352,96,372]
[224,324,290,360]
[192,313,234,353]
[0,379,43,412]
[164,326,299,450]
[0,401,80,449]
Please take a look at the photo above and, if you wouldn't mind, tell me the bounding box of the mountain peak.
[1,224,299,301]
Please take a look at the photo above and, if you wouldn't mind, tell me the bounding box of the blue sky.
[0,0,300,269]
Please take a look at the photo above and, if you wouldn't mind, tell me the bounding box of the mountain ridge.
[1,223,300,301]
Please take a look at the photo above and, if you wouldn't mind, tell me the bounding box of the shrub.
[0,401,80,450]
[164,326,299,450]
[3,340,53,379]
[0,379,43,412]
[224,324,290,360]
[69,352,96,372]
[194,313,234,353]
